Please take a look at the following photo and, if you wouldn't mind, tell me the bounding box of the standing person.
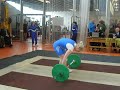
[23,20,28,41]
[98,20,106,38]
[28,22,39,46]
[71,22,78,42]
[88,20,96,36]
[88,20,96,48]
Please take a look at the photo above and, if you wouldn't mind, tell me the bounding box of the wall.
[7,3,20,16]
[7,3,20,29]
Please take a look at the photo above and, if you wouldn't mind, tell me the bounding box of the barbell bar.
[52,54,81,82]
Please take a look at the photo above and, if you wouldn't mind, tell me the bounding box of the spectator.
[114,27,120,38]
[95,24,99,32]
[0,29,12,47]
[71,22,78,42]
[23,19,28,40]
[117,21,120,29]
[98,20,106,38]
[112,27,120,52]
[28,22,39,46]
[88,20,96,37]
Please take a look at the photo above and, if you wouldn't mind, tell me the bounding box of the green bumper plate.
[52,64,69,82]
[67,54,81,69]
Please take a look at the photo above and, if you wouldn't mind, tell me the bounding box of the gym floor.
[0,40,120,59]
[0,40,120,90]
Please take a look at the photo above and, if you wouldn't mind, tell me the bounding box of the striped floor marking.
[0,84,27,90]
[0,56,119,90]
[0,72,119,90]
[32,59,120,74]
[12,64,120,86]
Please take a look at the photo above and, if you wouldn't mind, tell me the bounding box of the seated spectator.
[111,28,120,52]
[114,27,120,38]
[0,35,5,48]
[108,34,113,38]
[0,29,12,47]
[23,20,28,41]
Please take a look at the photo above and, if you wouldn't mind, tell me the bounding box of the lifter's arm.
[62,49,72,66]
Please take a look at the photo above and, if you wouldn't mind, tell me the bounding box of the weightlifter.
[53,38,84,72]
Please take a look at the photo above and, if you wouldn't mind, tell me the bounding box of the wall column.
[20,0,24,41]
[73,0,76,22]
[79,0,90,45]
[105,0,110,37]
[42,0,46,43]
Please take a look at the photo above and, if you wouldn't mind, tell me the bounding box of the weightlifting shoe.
[69,69,73,73]
[35,44,38,47]
[32,44,35,47]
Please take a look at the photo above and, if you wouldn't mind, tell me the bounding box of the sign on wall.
[52,16,64,26]
[110,1,114,15]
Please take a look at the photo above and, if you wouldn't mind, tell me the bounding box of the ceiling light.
[115,8,119,11]
[38,0,50,3]
[46,0,50,3]
[115,3,118,6]
[69,9,73,11]
[95,9,99,11]
[38,0,44,2]
[115,7,118,8]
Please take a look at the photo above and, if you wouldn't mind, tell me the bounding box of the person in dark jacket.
[0,29,12,47]
[115,27,120,38]
[23,20,28,41]
[98,20,106,38]
[71,22,78,42]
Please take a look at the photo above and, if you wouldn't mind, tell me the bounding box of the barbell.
[52,54,81,82]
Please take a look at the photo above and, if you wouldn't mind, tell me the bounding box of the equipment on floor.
[0,1,12,33]
[0,35,5,48]
[52,54,81,82]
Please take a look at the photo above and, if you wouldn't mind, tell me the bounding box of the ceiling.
[6,0,120,12]
[7,0,44,10]
[6,0,80,11]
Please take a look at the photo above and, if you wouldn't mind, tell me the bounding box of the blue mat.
[0,50,120,69]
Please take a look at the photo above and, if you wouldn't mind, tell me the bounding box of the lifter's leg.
[60,55,73,73]
[59,55,67,66]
